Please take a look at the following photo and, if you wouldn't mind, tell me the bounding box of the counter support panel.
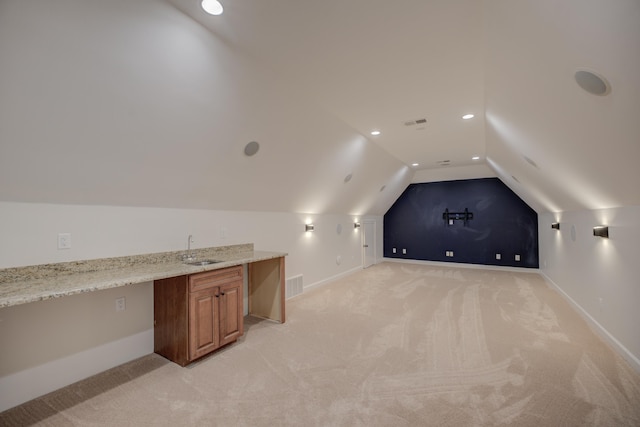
[248,257,285,323]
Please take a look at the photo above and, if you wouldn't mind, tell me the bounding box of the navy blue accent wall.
[384,178,539,268]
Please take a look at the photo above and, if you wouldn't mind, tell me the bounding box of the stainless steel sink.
[185,259,222,266]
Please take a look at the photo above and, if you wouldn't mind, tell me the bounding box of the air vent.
[436,160,451,166]
[286,275,303,299]
[404,118,427,126]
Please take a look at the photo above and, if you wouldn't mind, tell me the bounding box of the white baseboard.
[540,272,640,373]
[303,265,362,293]
[383,257,539,273]
[0,329,154,412]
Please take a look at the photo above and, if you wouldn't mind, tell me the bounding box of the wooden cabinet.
[154,265,243,366]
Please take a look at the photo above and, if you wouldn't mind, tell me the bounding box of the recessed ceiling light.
[201,0,223,15]
[370,130,381,136]
[472,156,480,160]
[412,163,419,167]
[462,114,475,120]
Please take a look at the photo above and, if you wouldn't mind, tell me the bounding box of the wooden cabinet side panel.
[219,280,243,347]
[154,276,189,366]
[279,257,286,323]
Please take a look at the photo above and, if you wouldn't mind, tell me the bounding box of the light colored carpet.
[2,262,639,426]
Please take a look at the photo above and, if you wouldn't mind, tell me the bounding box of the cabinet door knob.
[220,292,225,296]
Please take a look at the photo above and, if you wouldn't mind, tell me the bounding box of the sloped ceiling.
[484,0,640,212]
[173,0,487,171]
[0,0,638,216]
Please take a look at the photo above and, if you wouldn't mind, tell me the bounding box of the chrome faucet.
[183,234,195,261]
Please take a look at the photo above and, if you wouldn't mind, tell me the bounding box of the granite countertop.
[0,244,287,308]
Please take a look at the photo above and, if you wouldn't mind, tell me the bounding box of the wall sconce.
[354,222,361,229]
[593,225,609,238]
[305,224,315,232]
[551,222,560,230]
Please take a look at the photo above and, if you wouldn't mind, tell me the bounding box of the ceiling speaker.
[574,70,611,96]
[244,141,260,156]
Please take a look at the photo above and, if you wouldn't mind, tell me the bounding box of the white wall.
[0,201,383,410]
[0,282,153,412]
[412,163,496,184]
[539,206,640,370]
[0,0,411,216]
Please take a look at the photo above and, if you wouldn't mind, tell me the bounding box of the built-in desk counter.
[0,244,287,324]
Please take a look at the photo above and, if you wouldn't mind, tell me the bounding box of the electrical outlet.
[115,297,126,312]
[496,253,501,260]
[515,254,521,261]
[392,248,396,254]
[58,233,71,249]
[402,248,407,254]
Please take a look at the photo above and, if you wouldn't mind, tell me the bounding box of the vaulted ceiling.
[1,0,638,215]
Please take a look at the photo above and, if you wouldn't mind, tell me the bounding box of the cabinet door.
[219,281,243,347]
[189,288,220,361]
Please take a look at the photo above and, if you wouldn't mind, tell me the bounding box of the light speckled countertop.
[0,244,287,308]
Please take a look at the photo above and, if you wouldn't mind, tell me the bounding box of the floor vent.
[286,275,303,299]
